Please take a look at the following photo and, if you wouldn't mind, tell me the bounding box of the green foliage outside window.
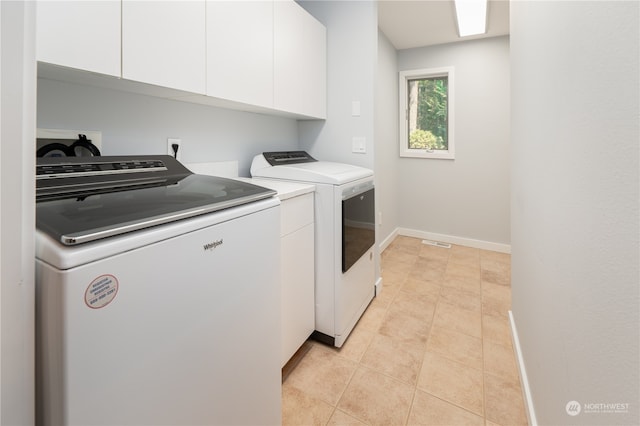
[409,129,446,150]
[408,77,448,150]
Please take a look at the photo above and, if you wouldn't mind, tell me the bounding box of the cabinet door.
[206,1,273,108]
[36,0,121,77]
[281,223,315,367]
[274,0,326,119]
[122,0,206,94]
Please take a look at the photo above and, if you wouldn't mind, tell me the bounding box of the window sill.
[400,149,455,160]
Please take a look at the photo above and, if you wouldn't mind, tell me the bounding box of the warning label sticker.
[85,274,119,309]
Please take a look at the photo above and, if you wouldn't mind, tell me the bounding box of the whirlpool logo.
[203,239,223,252]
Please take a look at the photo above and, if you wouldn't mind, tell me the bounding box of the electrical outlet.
[167,138,182,161]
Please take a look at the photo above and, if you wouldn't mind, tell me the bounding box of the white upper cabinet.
[206,1,273,108]
[274,0,326,119]
[36,0,326,119]
[122,1,206,94]
[36,0,121,77]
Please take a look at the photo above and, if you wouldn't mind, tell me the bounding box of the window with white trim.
[399,67,455,159]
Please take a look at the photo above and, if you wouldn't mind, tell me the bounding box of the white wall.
[396,37,511,249]
[37,78,300,176]
[510,1,639,425]
[297,0,382,286]
[0,1,36,424]
[376,29,400,248]
[297,0,377,171]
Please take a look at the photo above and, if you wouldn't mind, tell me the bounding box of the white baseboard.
[509,311,537,426]
[397,227,511,253]
[379,227,399,253]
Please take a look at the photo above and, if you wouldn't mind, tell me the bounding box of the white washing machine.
[36,155,282,425]
[251,151,375,348]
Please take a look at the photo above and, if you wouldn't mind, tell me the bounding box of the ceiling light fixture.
[454,0,488,37]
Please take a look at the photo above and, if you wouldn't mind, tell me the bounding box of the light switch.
[352,101,361,117]
[352,137,366,153]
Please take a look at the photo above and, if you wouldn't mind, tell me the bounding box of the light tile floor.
[282,236,528,426]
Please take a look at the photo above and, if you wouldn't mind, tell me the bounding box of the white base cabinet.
[279,192,315,367]
[232,178,316,367]
[281,223,315,367]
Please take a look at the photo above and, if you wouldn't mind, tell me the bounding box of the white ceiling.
[378,0,510,50]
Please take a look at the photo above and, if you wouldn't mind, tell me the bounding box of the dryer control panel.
[262,151,317,166]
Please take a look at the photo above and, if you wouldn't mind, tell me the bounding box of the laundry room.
[1,1,639,426]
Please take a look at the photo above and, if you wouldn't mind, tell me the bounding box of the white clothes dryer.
[251,151,375,348]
